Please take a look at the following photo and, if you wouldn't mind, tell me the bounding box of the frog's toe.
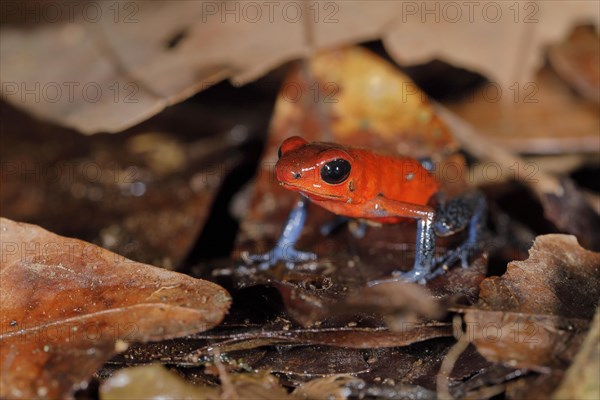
[244,252,277,271]
[459,249,471,269]
[283,248,317,267]
[437,242,479,270]
[244,246,316,271]
[368,270,427,286]
[398,272,427,285]
[245,252,271,263]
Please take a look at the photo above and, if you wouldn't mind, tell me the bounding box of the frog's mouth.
[279,181,344,201]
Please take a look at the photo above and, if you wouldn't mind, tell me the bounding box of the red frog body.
[248,136,486,284]
[276,136,439,224]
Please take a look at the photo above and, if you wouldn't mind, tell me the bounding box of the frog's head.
[275,136,361,203]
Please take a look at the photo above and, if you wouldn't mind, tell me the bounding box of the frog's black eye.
[277,145,283,160]
[320,159,351,184]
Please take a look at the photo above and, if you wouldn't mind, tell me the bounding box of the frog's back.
[352,148,439,206]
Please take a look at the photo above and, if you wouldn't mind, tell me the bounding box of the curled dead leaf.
[463,234,599,371]
[478,234,600,318]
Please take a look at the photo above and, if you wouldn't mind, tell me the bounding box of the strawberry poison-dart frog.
[248,136,486,284]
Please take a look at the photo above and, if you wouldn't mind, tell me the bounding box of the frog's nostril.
[293,172,301,179]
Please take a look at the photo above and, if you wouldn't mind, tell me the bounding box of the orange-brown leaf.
[0,218,230,399]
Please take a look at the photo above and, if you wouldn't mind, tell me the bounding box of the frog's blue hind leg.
[366,202,437,286]
[368,191,486,286]
[389,212,437,284]
[246,197,316,270]
[434,190,487,269]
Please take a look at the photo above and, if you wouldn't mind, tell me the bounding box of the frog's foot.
[367,267,445,286]
[243,197,317,270]
[245,245,317,270]
[436,241,481,270]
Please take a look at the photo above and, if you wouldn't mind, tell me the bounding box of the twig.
[212,349,239,400]
[437,315,470,400]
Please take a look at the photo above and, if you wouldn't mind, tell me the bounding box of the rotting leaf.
[538,178,600,251]
[100,364,218,400]
[253,347,370,378]
[195,325,453,354]
[100,364,291,400]
[0,218,231,399]
[444,63,599,157]
[108,323,453,368]
[505,370,568,400]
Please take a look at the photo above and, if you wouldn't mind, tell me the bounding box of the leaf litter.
[1,25,598,399]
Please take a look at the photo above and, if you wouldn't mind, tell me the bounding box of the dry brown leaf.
[1,1,596,133]
[463,310,589,371]
[548,25,600,103]
[0,218,231,399]
[384,1,597,89]
[478,234,600,318]
[462,234,600,371]
[445,66,600,155]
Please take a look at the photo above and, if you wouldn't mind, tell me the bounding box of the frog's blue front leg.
[246,197,316,269]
